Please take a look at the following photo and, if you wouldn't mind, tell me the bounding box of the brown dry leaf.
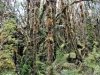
[12,47,18,53]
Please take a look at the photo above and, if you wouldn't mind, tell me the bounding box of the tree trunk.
[30,0,40,74]
[45,0,56,75]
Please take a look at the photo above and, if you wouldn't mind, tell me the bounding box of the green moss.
[3,18,17,33]
[69,52,76,59]
[0,70,17,75]
[0,51,16,72]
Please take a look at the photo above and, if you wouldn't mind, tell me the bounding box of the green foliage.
[21,64,30,75]
[19,55,32,74]
[0,1,100,75]
[83,52,100,74]
[93,66,100,75]
[56,49,63,60]
[36,61,46,75]
[86,22,96,51]
[60,44,65,49]
[46,65,56,75]
[1,70,17,75]
[56,44,65,60]
[7,35,18,44]
[36,61,46,68]
[0,51,16,73]
[0,18,18,74]
[0,4,4,10]
[3,18,17,33]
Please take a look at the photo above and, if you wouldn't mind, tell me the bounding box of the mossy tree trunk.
[45,0,56,75]
[29,0,40,74]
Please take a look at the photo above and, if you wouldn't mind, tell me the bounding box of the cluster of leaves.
[0,18,18,74]
[17,55,32,75]
[3,18,17,34]
[36,61,46,75]
[0,50,16,75]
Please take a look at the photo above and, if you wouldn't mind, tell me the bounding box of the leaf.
[23,64,28,69]
[60,44,65,48]
[21,69,26,75]
[12,47,17,53]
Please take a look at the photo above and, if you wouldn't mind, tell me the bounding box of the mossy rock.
[87,53,95,63]
[62,62,76,70]
[63,54,69,59]
[61,69,79,75]
[69,52,76,59]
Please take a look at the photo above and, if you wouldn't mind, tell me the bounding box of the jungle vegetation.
[0,0,100,75]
